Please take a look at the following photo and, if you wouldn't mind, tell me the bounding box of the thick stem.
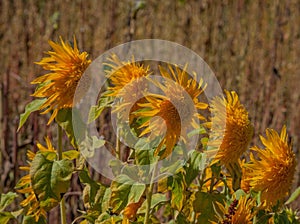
[57,125,67,224]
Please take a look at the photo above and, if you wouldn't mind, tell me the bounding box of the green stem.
[57,125,67,224]
[144,158,158,224]
[116,127,121,159]
[58,125,63,160]
[60,196,67,224]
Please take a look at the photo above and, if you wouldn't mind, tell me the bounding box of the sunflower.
[31,36,91,124]
[212,196,255,224]
[105,54,152,125]
[16,137,56,221]
[243,126,296,207]
[105,54,151,96]
[136,64,208,159]
[209,90,253,165]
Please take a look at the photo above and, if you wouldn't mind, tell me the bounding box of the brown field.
[1,0,300,222]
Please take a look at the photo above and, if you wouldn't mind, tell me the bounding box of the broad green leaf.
[110,174,145,213]
[88,96,113,123]
[171,172,186,211]
[56,108,86,148]
[273,212,291,224]
[253,210,273,224]
[160,160,184,175]
[0,192,17,212]
[122,165,142,182]
[50,159,74,197]
[79,169,106,210]
[30,152,73,211]
[101,188,111,213]
[135,147,155,166]
[0,211,23,224]
[128,184,146,203]
[285,186,300,205]
[176,212,190,224]
[62,150,80,160]
[22,215,47,224]
[79,135,106,158]
[18,98,46,131]
[185,151,206,186]
[137,193,168,214]
[109,159,123,176]
[193,192,226,223]
[0,212,14,224]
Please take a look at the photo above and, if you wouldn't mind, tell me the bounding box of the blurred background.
[1,0,299,222]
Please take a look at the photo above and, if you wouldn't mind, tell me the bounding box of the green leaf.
[79,169,104,209]
[274,211,291,224]
[171,172,186,211]
[0,192,17,212]
[193,192,226,223]
[0,212,14,224]
[50,159,74,197]
[109,159,123,176]
[79,135,106,158]
[135,147,155,166]
[110,174,145,213]
[62,150,80,160]
[285,186,300,205]
[22,215,47,224]
[185,151,206,186]
[30,152,73,211]
[56,108,86,148]
[88,96,114,123]
[138,193,167,214]
[0,209,23,224]
[18,98,46,131]
[176,212,190,224]
[128,184,146,203]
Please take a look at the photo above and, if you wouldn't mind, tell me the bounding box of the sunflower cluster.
[23,36,298,223]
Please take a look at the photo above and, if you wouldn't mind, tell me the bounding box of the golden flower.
[16,137,56,221]
[105,54,152,125]
[212,196,255,224]
[244,126,296,207]
[31,36,91,124]
[137,64,208,159]
[105,54,151,96]
[209,90,253,165]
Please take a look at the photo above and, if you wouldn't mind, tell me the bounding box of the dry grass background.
[1,0,300,222]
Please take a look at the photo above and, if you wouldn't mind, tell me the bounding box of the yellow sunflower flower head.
[105,54,151,97]
[212,196,255,224]
[32,36,91,124]
[16,137,56,222]
[209,90,253,165]
[244,126,296,207]
[106,55,152,126]
[136,64,208,159]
